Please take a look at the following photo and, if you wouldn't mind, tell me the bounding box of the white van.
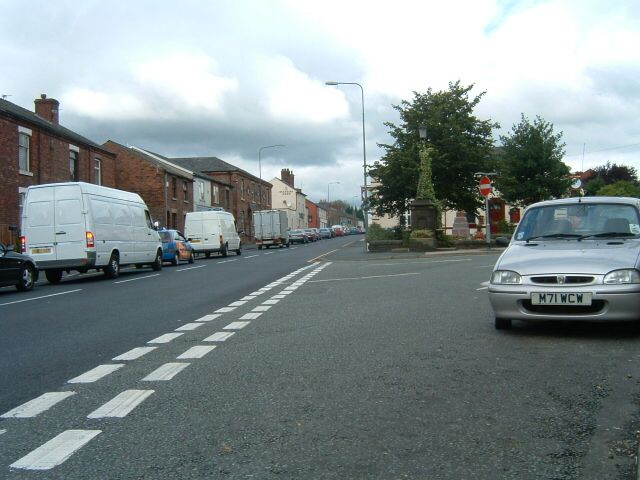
[184,210,241,257]
[21,182,163,283]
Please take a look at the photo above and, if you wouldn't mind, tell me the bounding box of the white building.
[270,169,307,229]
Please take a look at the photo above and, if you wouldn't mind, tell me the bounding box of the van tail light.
[20,236,26,253]
[86,231,95,248]
[219,235,223,245]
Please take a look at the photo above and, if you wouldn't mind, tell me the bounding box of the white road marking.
[223,321,250,330]
[309,272,421,283]
[10,430,101,470]
[240,312,263,320]
[0,289,82,307]
[262,299,280,305]
[249,291,264,296]
[113,347,157,361]
[215,306,236,313]
[176,265,206,272]
[175,322,204,331]
[204,331,236,342]
[228,301,247,307]
[244,255,259,259]
[142,363,190,381]
[1,392,76,419]
[67,364,124,384]
[177,345,216,359]
[271,294,287,299]
[278,291,294,295]
[308,249,339,263]
[252,305,271,312]
[196,314,221,322]
[114,274,160,284]
[148,333,183,344]
[263,252,274,255]
[0,429,5,436]
[87,390,154,418]
[218,259,238,264]
[240,295,258,301]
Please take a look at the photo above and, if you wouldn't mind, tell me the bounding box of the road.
[1,238,640,479]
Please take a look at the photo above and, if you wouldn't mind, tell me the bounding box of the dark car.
[289,229,309,244]
[158,229,195,265]
[0,243,38,291]
[303,228,318,241]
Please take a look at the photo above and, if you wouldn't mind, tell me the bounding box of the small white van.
[184,210,241,257]
[21,182,163,283]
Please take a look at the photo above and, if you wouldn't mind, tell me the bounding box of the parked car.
[303,228,318,241]
[159,229,195,265]
[488,196,640,330]
[289,229,309,244]
[319,228,332,239]
[0,243,38,292]
[332,225,345,237]
[184,209,241,257]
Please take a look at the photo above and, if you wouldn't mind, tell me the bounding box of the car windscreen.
[159,231,172,242]
[514,203,640,241]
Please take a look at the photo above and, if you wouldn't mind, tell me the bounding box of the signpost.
[478,176,493,246]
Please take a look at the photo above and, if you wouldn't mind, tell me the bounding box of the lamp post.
[257,144,285,209]
[327,181,340,204]
[325,81,368,232]
[352,195,359,227]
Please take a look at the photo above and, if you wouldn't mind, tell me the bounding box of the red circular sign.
[479,176,492,197]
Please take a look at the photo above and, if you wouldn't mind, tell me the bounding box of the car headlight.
[491,270,522,284]
[603,269,640,284]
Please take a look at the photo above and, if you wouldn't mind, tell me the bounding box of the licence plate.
[190,239,201,243]
[531,292,592,305]
[31,247,52,254]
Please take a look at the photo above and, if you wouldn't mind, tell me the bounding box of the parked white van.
[184,209,241,257]
[21,182,163,283]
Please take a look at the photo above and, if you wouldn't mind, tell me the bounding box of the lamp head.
[418,125,428,139]
[325,81,339,86]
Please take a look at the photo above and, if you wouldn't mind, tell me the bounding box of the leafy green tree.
[495,114,571,206]
[583,162,638,196]
[583,176,605,196]
[368,81,499,218]
[596,180,640,197]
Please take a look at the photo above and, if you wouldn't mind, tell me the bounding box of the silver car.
[488,196,640,329]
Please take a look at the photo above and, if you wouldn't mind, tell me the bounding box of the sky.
[2,0,639,204]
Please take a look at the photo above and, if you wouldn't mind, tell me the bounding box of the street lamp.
[352,194,359,226]
[327,181,340,204]
[258,144,285,209]
[325,81,368,232]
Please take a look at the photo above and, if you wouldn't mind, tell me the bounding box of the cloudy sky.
[2,0,639,203]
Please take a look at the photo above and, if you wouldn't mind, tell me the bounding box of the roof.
[104,141,193,180]
[168,156,261,183]
[0,98,112,154]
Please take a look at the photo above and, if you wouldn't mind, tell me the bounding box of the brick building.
[166,156,271,240]
[0,95,116,244]
[306,199,319,228]
[103,141,194,231]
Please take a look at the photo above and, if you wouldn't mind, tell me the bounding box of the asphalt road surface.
[1,238,640,479]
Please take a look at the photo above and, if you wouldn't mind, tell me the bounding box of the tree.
[368,81,499,218]
[583,162,638,196]
[495,114,571,206]
[596,180,640,197]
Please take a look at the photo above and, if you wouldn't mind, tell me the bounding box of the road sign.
[479,176,492,197]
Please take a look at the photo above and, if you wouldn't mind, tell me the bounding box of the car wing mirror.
[495,236,511,247]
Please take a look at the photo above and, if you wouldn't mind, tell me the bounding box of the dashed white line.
[113,347,157,361]
[87,390,154,418]
[1,392,76,419]
[240,312,263,320]
[252,305,271,312]
[215,306,236,313]
[10,430,101,470]
[244,255,259,259]
[177,345,216,359]
[228,300,247,307]
[0,289,82,307]
[223,321,250,330]
[0,429,5,436]
[240,295,258,301]
[175,322,204,331]
[142,363,190,381]
[262,299,280,305]
[67,364,124,384]
[204,331,236,342]
[176,265,206,272]
[308,272,420,283]
[196,314,221,322]
[271,294,287,299]
[148,333,184,344]
[114,274,160,284]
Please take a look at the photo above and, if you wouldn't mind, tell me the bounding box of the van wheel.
[104,253,120,279]
[236,244,242,256]
[171,253,179,266]
[258,245,262,250]
[189,252,195,264]
[286,241,290,248]
[16,264,36,291]
[205,252,211,258]
[45,269,63,284]
[151,250,163,271]
[221,244,228,257]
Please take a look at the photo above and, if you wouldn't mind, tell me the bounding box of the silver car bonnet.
[495,240,640,275]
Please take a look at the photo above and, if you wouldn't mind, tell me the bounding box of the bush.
[409,229,434,239]
[366,223,396,241]
[439,234,455,247]
[495,220,515,235]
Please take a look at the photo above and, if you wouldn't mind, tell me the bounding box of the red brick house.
[0,95,116,244]
[306,199,320,228]
[103,141,195,231]
[166,156,272,240]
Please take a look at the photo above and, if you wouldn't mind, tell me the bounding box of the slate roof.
[104,141,193,180]
[168,156,261,182]
[0,98,111,154]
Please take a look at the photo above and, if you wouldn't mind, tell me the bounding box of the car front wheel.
[495,317,512,330]
[16,264,35,291]
[152,250,163,271]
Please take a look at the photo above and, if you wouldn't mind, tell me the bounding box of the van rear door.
[23,186,56,263]
[53,185,86,262]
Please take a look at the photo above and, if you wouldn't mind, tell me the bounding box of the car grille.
[530,276,595,285]
[522,300,606,315]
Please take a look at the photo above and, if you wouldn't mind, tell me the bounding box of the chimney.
[34,94,60,124]
[281,168,295,188]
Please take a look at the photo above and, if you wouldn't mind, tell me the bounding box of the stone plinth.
[410,199,437,231]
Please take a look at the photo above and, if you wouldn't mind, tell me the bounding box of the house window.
[94,158,102,185]
[213,185,220,204]
[18,127,32,173]
[69,150,79,181]
[241,180,245,200]
[171,177,177,199]
[198,181,205,202]
[225,188,230,209]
